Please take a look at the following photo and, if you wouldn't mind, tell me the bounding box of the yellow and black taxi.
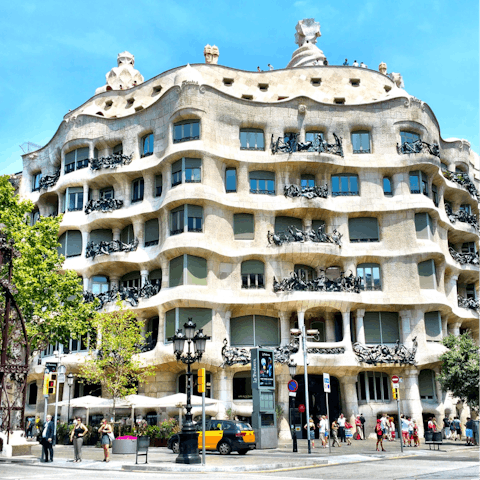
[168,420,256,455]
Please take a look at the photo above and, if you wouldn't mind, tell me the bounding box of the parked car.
[167,420,256,455]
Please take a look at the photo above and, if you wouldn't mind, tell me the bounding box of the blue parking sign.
[323,373,331,393]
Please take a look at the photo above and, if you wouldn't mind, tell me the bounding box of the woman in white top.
[304,416,316,448]
[318,415,328,448]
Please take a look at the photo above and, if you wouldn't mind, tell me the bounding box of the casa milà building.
[21,19,479,437]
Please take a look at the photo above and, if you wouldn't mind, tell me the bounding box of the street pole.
[301,325,311,454]
[201,389,205,466]
[53,379,60,446]
[397,397,403,453]
[326,392,331,454]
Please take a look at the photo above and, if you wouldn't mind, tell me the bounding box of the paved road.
[0,448,477,479]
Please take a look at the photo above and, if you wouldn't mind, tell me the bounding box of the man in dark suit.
[41,415,54,462]
[360,413,366,440]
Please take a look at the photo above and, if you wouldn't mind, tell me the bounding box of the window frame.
[241,260,265,289]
[230,314,280,347]
[168,254,208,287]
[64,147,89,174]
[331,174,359,196]
[131,178,145,203]
[419,369,437,401]
[170,204,204,236]
[409,171,428,196]
[66,187,84,212]
[225,167,237,193]
[171,158,202,187]
[348,217,379,243]
[165,307,212,343]
[155,174,163,197]
[418,259,437,289]
[357,371,391,403]
[32,172,42,192]
[363,311,400,344]
[249,170,275,195]
[383,177,392,196]
[141,133,154,157]
[233,213,254,240]
[240,128,265,151]
[351,131,371,154]
[173,120,200,144]
[424,311,442,342]
[357,263,381,291]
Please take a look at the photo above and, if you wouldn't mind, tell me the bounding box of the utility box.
[251,348,278,449]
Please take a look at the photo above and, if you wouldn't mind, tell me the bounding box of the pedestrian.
[375,419,385,451]
[355,415,363,440]
[331,420,340,447]
[465,417,474,446]
[407,417,414,446]
[453,416,462,441]
[411,420,419,447]
[70,416,88,462]
[26,418,33,439]
[389,416,396,441]
[380,413,389,439]
[304,416,316,448]
[337,413,346,442]
[427,416,437,432]
[41,414,54,462]
[353,60,359,67]
[443,415,451,439]
[360,413,366,439]
[318,415,328,448]
[345,420,353,445]
[343,59,349,66]
[401,415,409,447]
[98,418,113,462]
[449,415,456,440]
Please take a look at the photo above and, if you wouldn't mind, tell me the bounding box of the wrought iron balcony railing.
[85,238,139,260]
[83,280,161,310]
[449,247,479,266]
[39,169,60,190]
[271,133,344,157]
[445,204,478,230]
[353,338,418,365]
[458,295,479,310]
[396,140,440,157]
[90,153,133,171]
[273,270,361,293]
[443,170,480,201]
[267,225,342,246]
[284,184,328,199]
[84,198,124,215]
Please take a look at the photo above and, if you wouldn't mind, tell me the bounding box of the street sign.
[288,379,298,392]
[323,373,331,393]
[57,373,66,383]
[392,375,399,384]
[298,404,306,413]
[289,392,297,397]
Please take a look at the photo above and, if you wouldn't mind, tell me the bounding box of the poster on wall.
[259,350,274,388]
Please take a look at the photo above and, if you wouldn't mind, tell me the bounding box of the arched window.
[357,372,390,402]
[415,213,434,240]
[132,178,144,203]
[234,213,254,240]
[424,311,442,341]
[419,369,436,400]
[400,131,420,144]
[233,371,252,399]
[409,171,428,196]
[32,172,42,192]
[325,266,341,281]
[27,382,38,405]
[155,174,163,197]
[58,231,83,258]
[225,168,237,193]
[418,260,436,289]
[121,224,135,244]
[249,171,275,195]
[92,276,109,295]
[174,120,200,143]
[240,128,264,150]
[351,131,371,153]
[241,260,265,289]
[65,147,89,174]
[383,177,392,196]
[144,218,159,246]
[171,158,202,186]
[142,134,154,157]
[169,255,207,287]
[113,143,123,155]
[357,263,381,290]
[121,271,141,289]
[294,264,316,282]
[170,205,203,235]
[331,174,359,196]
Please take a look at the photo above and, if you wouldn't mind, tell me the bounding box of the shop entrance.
[289,374,341,439]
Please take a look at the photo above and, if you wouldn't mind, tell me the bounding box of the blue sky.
[1,0,478,176]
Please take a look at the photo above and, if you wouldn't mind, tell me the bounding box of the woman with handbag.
[98,418,114,462]
[70,417,88,462]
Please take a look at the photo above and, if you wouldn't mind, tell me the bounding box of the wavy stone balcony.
[442,170,480,201]
[449,247,479,266]
[267,225,342,246]
[273,270,361,293]
[90,153,133,171]
[396,140,440,158]
[270,132,344,157]
[83,280,161,310]
[39,170,60,190]
[85,238,139,260]
[445,204,478,230]
[283,184,328,199]
[84,198,124,215]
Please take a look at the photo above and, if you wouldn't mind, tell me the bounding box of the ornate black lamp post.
[170,319,210,464]
[67,373,74,423]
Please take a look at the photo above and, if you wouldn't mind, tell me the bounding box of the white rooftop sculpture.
[287,18,326,68]
[95,51,144,94]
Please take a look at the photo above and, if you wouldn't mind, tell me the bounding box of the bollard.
[292,429,298,452]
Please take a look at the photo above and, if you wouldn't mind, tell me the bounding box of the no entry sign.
[298,404,306,413]
[392,375,400,384]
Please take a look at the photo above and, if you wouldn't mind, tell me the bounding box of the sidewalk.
[0,437,475,473]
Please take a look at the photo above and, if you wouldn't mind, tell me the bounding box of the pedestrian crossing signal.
[48,373,57,395]
[198,368,205,393]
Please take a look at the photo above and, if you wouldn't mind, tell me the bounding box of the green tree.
[0,176,94,352]
[78,305,155,419]
[439,332,479,412]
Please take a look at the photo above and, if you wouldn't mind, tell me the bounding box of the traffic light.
[392,386,399,400]
[48,372,57,395]
[198,368,206,393]
[43,374,50,395]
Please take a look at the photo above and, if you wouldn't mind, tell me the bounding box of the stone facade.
[21,20,479,438]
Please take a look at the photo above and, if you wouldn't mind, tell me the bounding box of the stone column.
[112,228,121,242]
[58,191,65,214]
[325,312,335,342]
[237,164,249,195]
[399,310,413,346]
[445,274,459,303]
[110,276,120,291]
[402,369,424,437]
[123,179,131,208]
[83,183,89,209]
[140,269,149,288]
[157,307,166,344]
[279,311,291,346]
[133,220,145,247]
[450,322,461,337]
[342,311,352,351]
[339,375,360,426]
[83,276,91,291]
[82,230,89,256]
[356,309,365,344]
[436,262,445,292]
[144,172,154,200]
[213,370,231,419]
[441,316,448,340]
[277,369,292,440]
[297,310,305,330]
[223,310,232,344]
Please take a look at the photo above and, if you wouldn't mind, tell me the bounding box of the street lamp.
[170,318,210,464]
[67,373,74,423]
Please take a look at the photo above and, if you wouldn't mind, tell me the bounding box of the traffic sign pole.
[324,374,331,455]
[392,380,403,453]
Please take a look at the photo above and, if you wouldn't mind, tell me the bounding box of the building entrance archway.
[290,374,341,439]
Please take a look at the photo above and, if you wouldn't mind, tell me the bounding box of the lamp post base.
[175,431,201,464]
